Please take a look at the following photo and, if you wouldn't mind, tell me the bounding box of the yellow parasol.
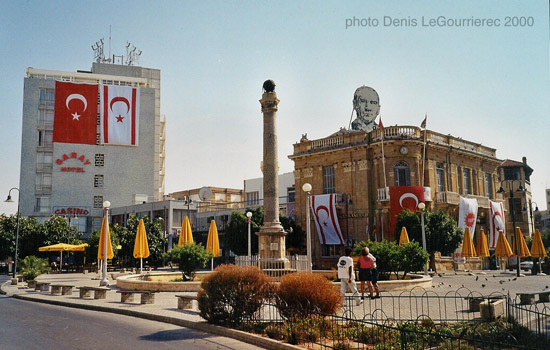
[494,230,513,258]
[39,243,88,268]
[206,220,220,271]
[178,216,194,246]
[513,227,530,258]
[476,228,490,258]
[133,219,150,271]
[98,217,114,260]
[399,227,410,246]
[531,229,547,258]
[461,227,477,258]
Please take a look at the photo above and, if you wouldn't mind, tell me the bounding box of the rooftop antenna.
[91,38,105,63]
[109,25,112,60]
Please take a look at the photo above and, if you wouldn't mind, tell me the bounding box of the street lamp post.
[524,201,539,234]
[246,211,253,259]
[302,183,312,272]
[418,202,428,275]
[5,188,20,278]
[100,200,111,286]
[497,180,525,277]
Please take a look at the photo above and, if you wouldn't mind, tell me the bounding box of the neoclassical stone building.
[290,126,506,269]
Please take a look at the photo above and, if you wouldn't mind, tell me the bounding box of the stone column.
[257,80,288,264]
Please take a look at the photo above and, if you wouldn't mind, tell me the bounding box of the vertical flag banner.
[310,194,344,245]
[489,200,505,249]
[100,84,140,146]
[389,186,425,240]
[53,81,98,145]
[458,196,478,235]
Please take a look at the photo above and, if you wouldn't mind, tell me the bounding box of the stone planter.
[480,299,504,321]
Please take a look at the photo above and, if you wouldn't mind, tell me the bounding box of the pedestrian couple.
[337,247,380,306]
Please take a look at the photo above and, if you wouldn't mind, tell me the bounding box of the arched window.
[394,161,410,186]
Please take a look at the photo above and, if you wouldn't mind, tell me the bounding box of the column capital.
[260,92,279,113]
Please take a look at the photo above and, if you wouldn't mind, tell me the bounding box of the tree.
[395,209,463,272]
[42,215,82,246]
[162,243,212,280]
[0,214,45,261]
[280,216,306,254]
[223,208,263,256]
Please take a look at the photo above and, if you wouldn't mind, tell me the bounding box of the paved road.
[0,296,264,350]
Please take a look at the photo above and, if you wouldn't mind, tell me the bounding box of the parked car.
[520,260,545,270]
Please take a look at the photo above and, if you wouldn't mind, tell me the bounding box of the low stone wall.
[117,271,431,293]
[116,273,202,292]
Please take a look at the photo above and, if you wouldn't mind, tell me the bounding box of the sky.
[0,1,549,215]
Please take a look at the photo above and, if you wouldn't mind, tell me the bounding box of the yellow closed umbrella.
[461,227,477,258]
[178,216,194,246]
[513,227,530,258]
[206,220,220,271]
[476,228,490,258]
[133,219,150,271]
[399,227,410,246]
[98,217,114,260]
[531,229,547,258]
[495,230,513,257]
[531,229,547,275]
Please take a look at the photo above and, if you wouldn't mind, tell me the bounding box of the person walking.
[364,247,381,299]
[357,247,371,300]
[338,247,362,306]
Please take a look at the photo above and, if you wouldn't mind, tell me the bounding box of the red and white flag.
[310,194,344,245]
[389,186,425,240]
[489,200,505,249]
[100,85,140,146]
[458,196,478,235]
[53,81,98,145]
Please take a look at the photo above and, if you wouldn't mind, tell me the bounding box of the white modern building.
[18,62,165,237]
[244,172,295,219]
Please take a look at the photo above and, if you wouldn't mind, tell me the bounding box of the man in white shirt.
[338,247,362,306]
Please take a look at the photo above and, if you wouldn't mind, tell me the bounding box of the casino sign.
[53,206,90,216]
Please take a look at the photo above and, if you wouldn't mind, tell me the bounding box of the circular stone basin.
[116,272,204,292]
[116,271,431,293]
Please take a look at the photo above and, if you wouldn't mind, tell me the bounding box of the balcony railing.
[377,187,389,201]
[311,135,344,149]
[435,191,460,205]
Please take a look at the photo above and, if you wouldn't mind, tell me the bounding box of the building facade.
[496,158,535,237]
[244,172,296,219]
[19,62,165,237]
[290,126,505,268]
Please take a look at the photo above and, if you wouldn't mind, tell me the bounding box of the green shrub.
[353,240,428,280]
[162,243,212,280]
[198,265,273,326]
[265,324,284,340]
[276,272,341,319]
[19,255,50,281]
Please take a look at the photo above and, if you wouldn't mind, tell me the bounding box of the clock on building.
[400,146,409,155]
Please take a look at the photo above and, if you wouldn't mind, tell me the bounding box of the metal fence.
[224,287,550,349]
[508,295,550,343]
[241,301,543,350]
[234,255,308,280]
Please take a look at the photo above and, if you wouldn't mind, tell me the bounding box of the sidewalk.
[1,273,301,350]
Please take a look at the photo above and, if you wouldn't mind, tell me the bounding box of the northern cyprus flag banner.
[100,84,140,146]
[458,196,478,235]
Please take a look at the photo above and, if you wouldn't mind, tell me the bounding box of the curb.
[12,293,302,350]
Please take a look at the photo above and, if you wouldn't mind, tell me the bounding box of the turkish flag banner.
[310,194,344,245]
[53,81,98,145]
[100,84,140,146]
[458,196,478,234]
[489,200,505,249]
[389,186,425,240]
